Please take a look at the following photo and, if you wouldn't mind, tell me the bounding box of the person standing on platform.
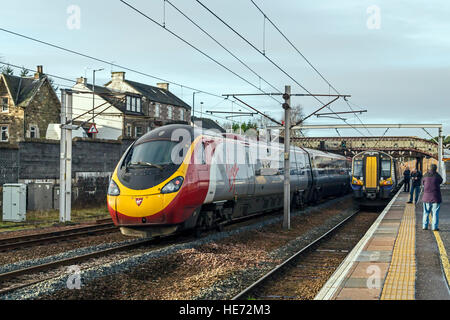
[407,168,422,204]
[422,164,443,231]
[403,167,411,192]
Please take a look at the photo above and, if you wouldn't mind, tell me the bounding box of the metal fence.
[0,150,19,186]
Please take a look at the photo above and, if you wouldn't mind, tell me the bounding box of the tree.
[20,66,30,77]
[1,64,14,75]
[47,77,59,92]
[281,104,306,138]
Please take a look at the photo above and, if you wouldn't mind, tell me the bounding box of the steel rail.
[0,222,115,251]
[0,238,155,285]
[231,209,360,300]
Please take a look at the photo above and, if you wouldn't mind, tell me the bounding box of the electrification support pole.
[59,89,73,222]
[283,85,291,230]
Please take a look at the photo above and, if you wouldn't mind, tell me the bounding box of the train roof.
[135,124,347,160]
[352,150,394,159]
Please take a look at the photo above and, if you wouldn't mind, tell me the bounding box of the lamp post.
[92,68,104,137]
[192,91,201,125]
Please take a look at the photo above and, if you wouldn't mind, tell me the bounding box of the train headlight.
[161,176,184,194]
[380,178,393,186]
[107,179,120,196]
[352,177,363,186]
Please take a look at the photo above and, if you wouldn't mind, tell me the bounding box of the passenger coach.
[107,124,351,237]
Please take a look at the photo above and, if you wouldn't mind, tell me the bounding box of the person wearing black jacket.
[403,167,411,192]
[407,168,422,204]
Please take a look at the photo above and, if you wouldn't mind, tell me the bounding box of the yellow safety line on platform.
[380,204,416,300]
[432,230,450,288]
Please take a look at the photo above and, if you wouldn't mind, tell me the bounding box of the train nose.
[116,194,165,219]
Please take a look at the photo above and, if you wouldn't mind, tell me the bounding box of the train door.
[245,146,255,195]
[290,150,299,190]
[197,141,210,189]
[364,155,378,189]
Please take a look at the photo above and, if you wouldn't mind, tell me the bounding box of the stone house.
[0,66,60,144]
[71,71,191,140]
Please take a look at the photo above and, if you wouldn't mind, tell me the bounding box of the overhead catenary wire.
[119,0,283,110]
[165,0,283,99]
[1,61,242,124]
[194,0,366,137]
[0,28,258,118]
[248,0,373,136]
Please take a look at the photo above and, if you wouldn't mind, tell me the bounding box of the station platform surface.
[315,185,450,300]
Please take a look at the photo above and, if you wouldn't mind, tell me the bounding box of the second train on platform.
[351,150,402,206]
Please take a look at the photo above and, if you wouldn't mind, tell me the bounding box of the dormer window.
[126,95,142,113]
[1,98,8,113]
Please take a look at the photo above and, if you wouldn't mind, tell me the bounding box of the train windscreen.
[353,160,363,177]
[128,140,180,166]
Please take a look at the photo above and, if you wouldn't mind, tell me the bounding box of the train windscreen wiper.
[128,161,164,170]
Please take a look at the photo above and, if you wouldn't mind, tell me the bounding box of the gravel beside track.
[20,196,357,300]
[0,232,129,266]
[0,220,112,239]
[230,211,378,300]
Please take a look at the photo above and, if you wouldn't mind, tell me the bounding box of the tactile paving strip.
[380,204,416,300]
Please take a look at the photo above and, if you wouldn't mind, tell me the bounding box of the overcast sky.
[1,0,449,138]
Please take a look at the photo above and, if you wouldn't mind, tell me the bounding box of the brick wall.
[0,138,135,209]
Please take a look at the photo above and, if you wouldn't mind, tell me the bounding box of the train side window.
[381,160,391,177]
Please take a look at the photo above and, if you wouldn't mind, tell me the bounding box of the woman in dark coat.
[422,164,443,231]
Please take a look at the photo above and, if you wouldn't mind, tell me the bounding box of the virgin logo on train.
[135,198,143,206]
[226,163,239,192]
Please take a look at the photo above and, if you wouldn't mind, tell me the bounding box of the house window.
[135,126,143,137]
[1,98,8,113]
[126,96,132,111]
[154,104,160,118]
[180,108,185,121]
[126,96,142,113]
[126,125,132,137]
[29,125,39,138]
[136,98,141,113]
[0,126,8,142]
[167,106,173,120]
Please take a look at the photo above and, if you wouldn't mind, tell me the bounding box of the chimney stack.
[111,71,125,82]
[157,82,169,91]
[76,77,87,85]
[34,65,43,80]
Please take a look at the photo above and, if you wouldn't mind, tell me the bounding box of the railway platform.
[315,185,450,300]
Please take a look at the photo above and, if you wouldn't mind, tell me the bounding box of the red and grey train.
[107,124,352,237]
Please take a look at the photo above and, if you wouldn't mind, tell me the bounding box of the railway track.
[232,210,378,300]
[0,196,354,299]
[0,221,116,251]
[0,237,159,296]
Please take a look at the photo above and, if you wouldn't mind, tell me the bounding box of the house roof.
[83,83,130,113]
[124,80,191,110]
[192,116,226,133]
[1,74,45,107]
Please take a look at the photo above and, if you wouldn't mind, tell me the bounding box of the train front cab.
[351,151,395,203]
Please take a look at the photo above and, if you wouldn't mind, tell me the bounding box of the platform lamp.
[92,68,104,138]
